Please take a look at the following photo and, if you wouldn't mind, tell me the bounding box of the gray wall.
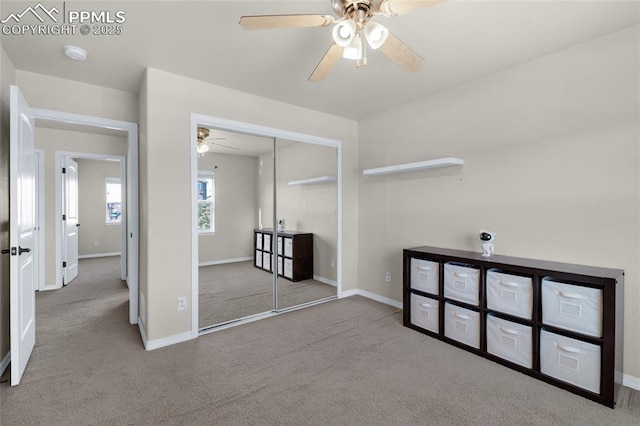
[357,26,640,378]
[76,158,122,257]
[0,47,16,367]
[197,152,258,264]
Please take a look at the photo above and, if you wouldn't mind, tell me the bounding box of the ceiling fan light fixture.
[332,20,356,47]
[363,21,389,50]
[343,34,363,60]
[197,142,209,154]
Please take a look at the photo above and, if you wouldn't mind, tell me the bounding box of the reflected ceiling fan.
[239,0,444,82]
[197,127,240,154]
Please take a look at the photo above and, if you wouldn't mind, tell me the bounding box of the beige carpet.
[1,256,639,425]
[198,260,336,328]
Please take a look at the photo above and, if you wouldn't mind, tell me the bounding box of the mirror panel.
[275,138,338,310]
[198,129,275,329]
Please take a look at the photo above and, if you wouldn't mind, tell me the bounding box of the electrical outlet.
[177,296,188,311]
[94,240,100,246]
[330,259,335,269]
[385,272,392,283]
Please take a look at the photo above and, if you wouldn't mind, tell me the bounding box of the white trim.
[34,149,45,292]
[138,321,193,351]
[341,289,403,309]
[32,107,138,325]
[199,257,252,267]
[623,374,640,391]
[78,252,121,259]
[314,275,337,287]
[338,289,358,298]
[0,351,10,376]
[288,176,336,186]
[190,114,343,340]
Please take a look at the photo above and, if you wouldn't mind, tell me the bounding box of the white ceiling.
[2,1,638,120]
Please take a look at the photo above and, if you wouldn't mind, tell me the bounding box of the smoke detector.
[63,45,87,61]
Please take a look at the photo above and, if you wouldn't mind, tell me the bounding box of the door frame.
[56,153,127,286]
[190,113,343,338]
[32,108,139,324]
[34,149,45,291]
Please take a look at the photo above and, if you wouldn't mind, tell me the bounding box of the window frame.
[105,177,122,225]
[197,170,215,235]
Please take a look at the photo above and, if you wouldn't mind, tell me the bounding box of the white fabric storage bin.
[410,258,439,295]
[542,278,603,337]
[255,250,262,268]
[444,263,480,306]
[410,293,439,333]
[263,234,271,252]
[277,256,283,276]
[284,258,293,279]
[277,237,283,255]
[486,314,533,368]
[284,237,293,257]
[262,252,270,271]
[444,302,480,349]
[540,330,601,394]
[486,270,533,319]
[256,233,262,249]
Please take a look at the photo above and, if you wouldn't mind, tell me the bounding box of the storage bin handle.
[454,272,469,278]
[417,266,432,271]
[556,291,587,300]
[499,280,522,288]
[452,312,469,320]
[498,326,519,335]
[419,303,432,308]
[554,342,586,355]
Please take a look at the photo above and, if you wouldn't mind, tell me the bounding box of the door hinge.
[62,214,66,221]
[62,167,66,174]
[62,261,67,268]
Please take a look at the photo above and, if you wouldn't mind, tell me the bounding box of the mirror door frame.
[190,114,342,338]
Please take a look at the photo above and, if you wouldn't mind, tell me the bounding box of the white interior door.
[9,85,36,386]
[63,157,79,284]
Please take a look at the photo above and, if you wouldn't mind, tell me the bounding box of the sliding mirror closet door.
[197,128,275,329]
[274,139,338,311]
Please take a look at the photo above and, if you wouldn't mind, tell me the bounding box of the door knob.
[18,247,31,255]
[1,249,10,255]
[76,223,81,227]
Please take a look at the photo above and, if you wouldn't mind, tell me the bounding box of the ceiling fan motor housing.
[331,0,376,18]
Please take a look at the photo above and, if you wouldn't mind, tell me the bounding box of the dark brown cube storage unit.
[403,246,624,408]
[254,229,313,282]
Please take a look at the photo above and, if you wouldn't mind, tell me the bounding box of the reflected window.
[197,171,215,233]
[106,177,121,224]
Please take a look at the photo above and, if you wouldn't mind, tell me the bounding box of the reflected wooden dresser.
[254,229,313,282]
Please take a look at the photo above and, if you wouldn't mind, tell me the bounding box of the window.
[106,177,122,224]
[197,171,215,233]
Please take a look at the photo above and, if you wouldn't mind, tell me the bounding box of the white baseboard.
[339,289,402,309]
[199,257,252,267]
[0,350,10,377]
[78,252,121,259]
[138,320,193,351]
[314,275,337,287]
[623,374,640,391]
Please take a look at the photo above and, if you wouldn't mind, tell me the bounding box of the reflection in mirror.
[274,139,338,310]
[197,128,275,329]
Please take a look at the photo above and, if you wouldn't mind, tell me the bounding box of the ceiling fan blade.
[378,0,445,17]
[239,14,333,30]
[212,143,241,151]
[378,32,424,73]
[308,43,344,83]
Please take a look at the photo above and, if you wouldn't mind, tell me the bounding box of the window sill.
[106,221,122,226]
[198,231,215,236]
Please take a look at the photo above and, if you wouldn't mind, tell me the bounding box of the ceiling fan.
[239,0,444,82]
[197,127,240,154]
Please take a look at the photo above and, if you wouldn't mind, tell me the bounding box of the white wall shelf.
[362,157,464,176]
[288,176,336,186]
